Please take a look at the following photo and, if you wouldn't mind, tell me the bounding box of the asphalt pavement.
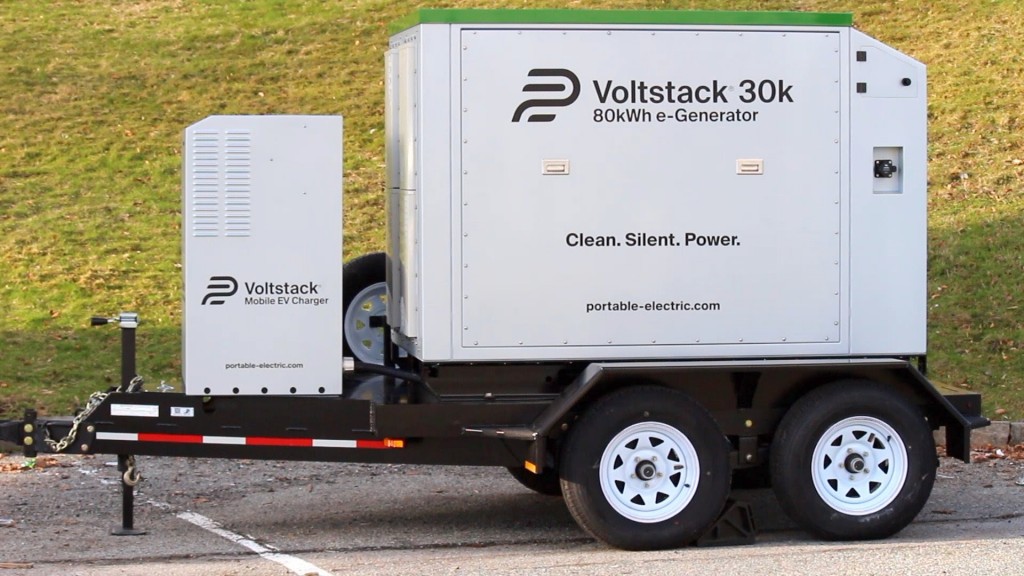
[0,452,1022,575]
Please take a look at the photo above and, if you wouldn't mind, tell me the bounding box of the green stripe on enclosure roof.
[391,9,853,35]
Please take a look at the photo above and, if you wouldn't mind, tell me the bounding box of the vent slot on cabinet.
[189,130,252,237]
[224,130,252,237]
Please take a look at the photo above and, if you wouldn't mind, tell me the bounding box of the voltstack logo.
[202,276,238,305]
[511,69,580,122]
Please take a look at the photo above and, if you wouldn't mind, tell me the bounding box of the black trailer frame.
[0,313,988,544]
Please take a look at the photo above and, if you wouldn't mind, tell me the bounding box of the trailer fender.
[514,360,986,470]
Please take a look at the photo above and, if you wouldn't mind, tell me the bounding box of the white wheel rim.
[810,416,908,516]
[343,281,387,364]
[599,422,700,523]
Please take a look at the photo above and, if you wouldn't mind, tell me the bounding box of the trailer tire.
[770,381,936,541]
[559,386,730,550]
[506,466,562,497]
[342,252,387,364]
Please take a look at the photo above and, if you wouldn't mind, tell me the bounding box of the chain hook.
[122,455,142,487]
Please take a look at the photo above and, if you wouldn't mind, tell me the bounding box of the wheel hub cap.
[843,453,867,474]
[636,460,657,481]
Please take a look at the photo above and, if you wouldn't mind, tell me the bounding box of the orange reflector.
[524,460,538,474]
[384,438,405,449]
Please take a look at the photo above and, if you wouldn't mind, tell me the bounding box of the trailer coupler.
[0,414,33,455]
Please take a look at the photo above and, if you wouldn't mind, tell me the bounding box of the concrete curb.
[935,421,1024,450]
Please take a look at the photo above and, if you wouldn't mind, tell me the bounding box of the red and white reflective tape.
[95,431,404,449]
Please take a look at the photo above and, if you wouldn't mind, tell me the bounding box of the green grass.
[1,0,1022,421]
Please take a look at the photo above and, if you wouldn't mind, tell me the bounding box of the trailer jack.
[94,313,146,536]
[112,454,146,536]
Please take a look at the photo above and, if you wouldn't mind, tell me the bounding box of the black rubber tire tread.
[506,466,563,497]
[770,380,937,541]
[559,386,731,550]
[342,252,387,360]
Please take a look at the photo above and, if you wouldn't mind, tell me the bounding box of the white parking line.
[176,511,335,576]
[78,462,335,576]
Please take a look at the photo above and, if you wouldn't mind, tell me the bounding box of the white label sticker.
[170,407,195,418]
[110,404,159,418]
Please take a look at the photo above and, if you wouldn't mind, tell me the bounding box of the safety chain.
[43,375,144,453]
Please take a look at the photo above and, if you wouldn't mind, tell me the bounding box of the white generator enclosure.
[387,11,927,363]
[183,115,343,395]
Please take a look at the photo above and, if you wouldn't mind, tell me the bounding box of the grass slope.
[1,0,1022,420]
